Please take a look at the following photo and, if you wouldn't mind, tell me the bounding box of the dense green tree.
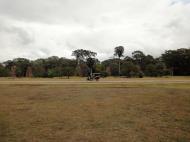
[0,64,9,77]
[121,61,140,77]
[162,48,190,75]
[0,48,189,78]
[72,49,97,64]
[46,56,60,69]
[155,62,167,76]
[102,59,119,76]
[62,67,75,79]
[12,58,30,77]
[132,51,146,70]
[109,63,119,76]
[144,55,156,65]
[3,60,14,70]
[32,59,47,77]
[145,64,157,77]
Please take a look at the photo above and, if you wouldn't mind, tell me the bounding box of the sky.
[0,0,190,62]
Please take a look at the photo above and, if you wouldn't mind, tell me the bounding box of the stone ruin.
[106,66,111,76]
[10,65,33,77]
[10,65,16,77]
[25,66,33,77]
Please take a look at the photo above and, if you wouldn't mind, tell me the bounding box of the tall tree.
[72,49,97,65]
[114,46,124,76]
[86,57,96,77]
[132,51,145,69]
[72,49,97,76]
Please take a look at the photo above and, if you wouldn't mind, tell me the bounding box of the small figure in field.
[94,75,100,81]
[87,73,101,81]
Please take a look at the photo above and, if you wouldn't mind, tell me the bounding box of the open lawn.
[0,77,190,142]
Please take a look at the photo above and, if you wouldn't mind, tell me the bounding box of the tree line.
[0,47,189,78]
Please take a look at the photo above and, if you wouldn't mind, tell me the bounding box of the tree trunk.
[90,68,93,78]
[75,58,81,76]
[118,58,121,76]
[77,58,80,66]
[171,67,174,76]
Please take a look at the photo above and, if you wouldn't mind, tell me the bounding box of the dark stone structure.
[10,65,16,77]
[25,66,33,77]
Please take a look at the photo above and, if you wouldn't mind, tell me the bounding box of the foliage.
[72,49,97,76]
[86,57,96,76]
[0,48,190,77]
[114,46,124,75]
[114,46,124,58]
[121,61,140,77]
[0,64,9,77]
[102,59,119,76]
[62,67,75,78]
[162,48,190,75]
[72,49,97,61]
[13,58,30,77]
[145,64,158,77]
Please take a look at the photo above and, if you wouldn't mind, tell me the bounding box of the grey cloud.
[0,20,34,45]
[5,27,34,45]
[0,0,59,23]
[171,0,190,5]
[65,41,77,51]
[40,48,51,56]
[0,0,190,62]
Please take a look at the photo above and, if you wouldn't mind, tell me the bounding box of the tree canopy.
[0,48,189,78]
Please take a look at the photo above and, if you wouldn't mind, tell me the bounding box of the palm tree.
[114,46,124,76]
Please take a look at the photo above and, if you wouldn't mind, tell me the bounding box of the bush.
[0,65,9,77]
[121,61,140,77]
[100,71,109,77]
[138,71,144,78]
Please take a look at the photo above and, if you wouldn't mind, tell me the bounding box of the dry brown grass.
[0,77,190,142]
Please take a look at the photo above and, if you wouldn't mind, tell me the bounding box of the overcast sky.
[0,0,190,61]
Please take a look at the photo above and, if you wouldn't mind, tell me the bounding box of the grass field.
[0,77,190,142]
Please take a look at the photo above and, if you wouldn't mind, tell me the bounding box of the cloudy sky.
[0,0,190,61]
